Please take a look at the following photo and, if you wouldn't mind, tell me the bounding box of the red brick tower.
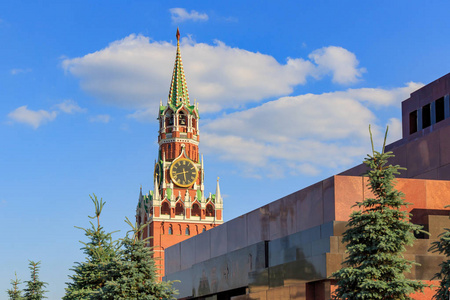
[136,29,223,278]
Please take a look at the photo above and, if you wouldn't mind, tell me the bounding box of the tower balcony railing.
[149,214,171,221]
[160,132,198,141]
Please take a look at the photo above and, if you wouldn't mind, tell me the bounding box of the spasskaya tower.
[136,29,223,278]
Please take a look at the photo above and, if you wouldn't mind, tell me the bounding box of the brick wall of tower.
[159,143,198,162]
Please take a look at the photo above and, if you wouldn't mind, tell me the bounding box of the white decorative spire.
[185,189,190,203]
[162,152,166,189]
[154,176,159,199]
[215,177,222,204]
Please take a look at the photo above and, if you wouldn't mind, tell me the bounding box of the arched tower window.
[206,204,215,217]
[192,203,201,216]
[168,225,173,235]
[185,226,190,235]
[175,202,184,215]
[202,226,206,233]
[192,118,197,129]
[166,111,174,126]
[179,111,186,125]
[161,202,170,215]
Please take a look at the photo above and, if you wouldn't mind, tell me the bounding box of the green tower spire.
[168,28,190,107]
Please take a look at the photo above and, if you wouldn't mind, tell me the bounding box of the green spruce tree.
[23,261,47,300]
[102,217,177,299]
[7,272,23,300]
[429,206,450,300]
[332,126,429,300]
[64,194,118,300]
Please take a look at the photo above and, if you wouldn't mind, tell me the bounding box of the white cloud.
[54,100,87,114]
[11,68,32,75]
[7,100,87,128]
[8,106,57,129]
[200,83,419,177]
[62,35,174,110]
[62,34,365,115]
[309,46,365,84]
[335,82,424,107]
[89,114,111,123]
[386,117,402,145]
[170,8,208,23]
[127,108,154,122]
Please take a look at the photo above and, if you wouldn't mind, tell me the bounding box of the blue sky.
[1,1,450,298]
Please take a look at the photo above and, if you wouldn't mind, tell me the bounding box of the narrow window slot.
[436,97,445,123]
[409,110,417,134]
[422,104,431,129]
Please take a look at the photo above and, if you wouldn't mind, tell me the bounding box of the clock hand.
[183,168,187,181]
[173,170,186,176]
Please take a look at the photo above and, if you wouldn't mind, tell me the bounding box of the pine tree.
[102,217,177,299]
[429,206,450,300]
[332,127,429,300]
[23,261,47,300]
[6,272,23,300]
[64,194,118,300]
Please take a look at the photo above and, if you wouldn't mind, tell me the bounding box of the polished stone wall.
[164,176,450,299]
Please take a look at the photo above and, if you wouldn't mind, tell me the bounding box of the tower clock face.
[170,158,198,187]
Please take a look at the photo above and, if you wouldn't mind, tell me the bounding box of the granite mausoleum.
[163,73,450,299]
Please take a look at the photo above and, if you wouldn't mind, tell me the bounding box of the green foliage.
[102,217,177,299]
[23,261,47,300]
[7,272,23,300]
[64,195,177,299]
[429,206,450,300]
[64,194,118,300]
[332,126,429,299]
